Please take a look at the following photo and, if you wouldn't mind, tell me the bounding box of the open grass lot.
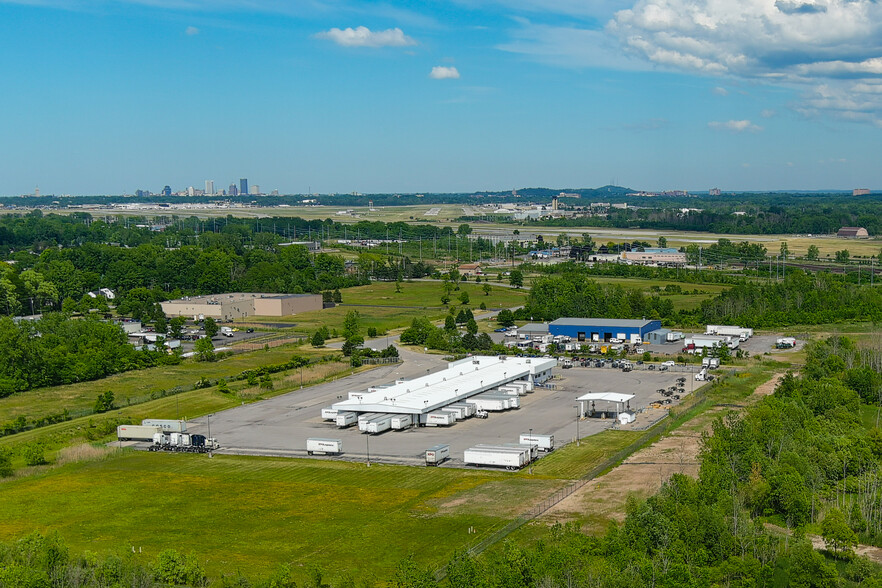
[0,430,637,582]
[243,281,528,335]
[0,344,335,425]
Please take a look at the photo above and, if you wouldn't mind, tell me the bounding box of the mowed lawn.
[246,281,529,335]
[0,452,509,580]
[0,344,335,424]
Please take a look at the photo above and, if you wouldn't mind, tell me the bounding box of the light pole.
[366,434,371,467]
[574,404,580,447]
[207,413,213,457]
[529,427,534,474]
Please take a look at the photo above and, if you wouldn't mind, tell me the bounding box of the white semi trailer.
[519,433,555,452]
[390,414,413,430]
[425,444,450,466]
[335,412,358,428]
[440,406,468,420]
[141,419,187,433]
[447,403,477,417]
[117,425,162,441]
[365,415,393,434]
[426,411,456,426]
[469,396,508,411]
[306,438,343,455]
[464,447,528,470]
[321,408,339,420]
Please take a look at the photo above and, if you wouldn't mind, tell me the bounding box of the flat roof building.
[160,293,322,321]
[330,355,556,423]
[548,318,662,342]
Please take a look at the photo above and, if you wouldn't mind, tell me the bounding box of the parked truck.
[706,325,753,340]
[335,412,358,428]
[464,446,528,470]
[701,357,721,369]
[117,424,162,441]
[150,432,218,453]
[220,326,234,337]
[776,337,797,349]
[306,438,343,455]
[425,444,450,466]
[141,419,187,433]
[519,433,555,452]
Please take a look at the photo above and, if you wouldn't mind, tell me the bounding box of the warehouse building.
[548,318,662,343]
[329,355,556,424]
[160,293,323,321]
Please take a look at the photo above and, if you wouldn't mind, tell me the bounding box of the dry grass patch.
[56,444,116,466]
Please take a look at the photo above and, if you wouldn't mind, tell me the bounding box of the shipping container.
[464,447,527,470]
[390,414,413,430]
[468,396,507,411]
[426,411,456,426]
[321,408,339,420]
[519,433,555,452]
[335,412,358,428]
[117,425,162,441]
[306,438,343,455]
[425,444,450,466]
[483,393,520,409]
[448,403,477,417]
[141,419,187,433]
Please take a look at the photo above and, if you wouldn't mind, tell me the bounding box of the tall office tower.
[205,180,214,195]
[229,183,238,196]
[239,178,248,196]
[187,186,196,197]
[162,185,172,197]
[250,185,260,195]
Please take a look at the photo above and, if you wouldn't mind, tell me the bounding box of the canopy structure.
[576,392,635,418]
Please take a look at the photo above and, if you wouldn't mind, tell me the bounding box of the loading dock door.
[577,331,586,341]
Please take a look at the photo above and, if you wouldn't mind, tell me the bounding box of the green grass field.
[242,281,528,335]
[0,344,335,425]
[0,430,634,582]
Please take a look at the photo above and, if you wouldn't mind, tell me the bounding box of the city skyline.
[2,0,882,195]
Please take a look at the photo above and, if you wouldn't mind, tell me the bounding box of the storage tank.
[306,438,343,455]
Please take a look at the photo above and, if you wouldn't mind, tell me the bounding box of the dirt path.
[540,373,787,531]
[765,524,882,564]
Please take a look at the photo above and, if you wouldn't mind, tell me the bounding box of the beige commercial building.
[622,251,687,265]
[161,293,323,321]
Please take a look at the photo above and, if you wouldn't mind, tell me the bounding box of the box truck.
[426,411,456,426]
[425,444,450,466]
[390,414,413,430]
[519,433,555,452]
[335,412,358,428]
[306,438,343,455]
[117,425,162,441]
[141,419,187,433]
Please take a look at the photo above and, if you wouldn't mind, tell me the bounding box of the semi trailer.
[117,425,162,441]
[425,444,450,466]
[335,412,358,428]
[519,433,555,452]
[464,447,528,470]
[306,438,343,455]
[141,419,187,433]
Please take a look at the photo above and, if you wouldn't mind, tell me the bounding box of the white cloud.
[609,0,882,125]
[708,120,763,133]
[185,25,199,35]
[712,86,729,96]
[315,26,416,48]
[761,109,777,118]
[430,66,460,79]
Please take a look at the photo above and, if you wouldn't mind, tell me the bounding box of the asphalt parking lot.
[184,354,695,467]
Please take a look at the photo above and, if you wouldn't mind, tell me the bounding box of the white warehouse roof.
[332,355,556,415]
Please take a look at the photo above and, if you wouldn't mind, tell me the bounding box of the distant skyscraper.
[239,178,248,196]
[229,183,238,196]
[187,186,196,197]
[250,185,260,195]
[162,185,172,197]
[205,180,214,195]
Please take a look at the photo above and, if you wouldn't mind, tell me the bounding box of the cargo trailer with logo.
[425,444,450,466]
[469,396,508,412]
[464,446,528,470]
[519,433,555,452]
[440,406,468,420]
[117,425,162,441]
[306,438,343,455]
[365,414,393,434]
[335,412,358,428]
[321,408,339,420]
[447,403,477,417]
[476,443,536,462]
[141,419,187,433]
[390,414,413,430]
[426,411,456,426]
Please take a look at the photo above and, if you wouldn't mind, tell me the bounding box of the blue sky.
[2,0,882,195]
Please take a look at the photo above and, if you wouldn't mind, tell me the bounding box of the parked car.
[246,328,254,333]
[662,360,676,367]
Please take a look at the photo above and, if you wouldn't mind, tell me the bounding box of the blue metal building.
[548,318,662,342]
